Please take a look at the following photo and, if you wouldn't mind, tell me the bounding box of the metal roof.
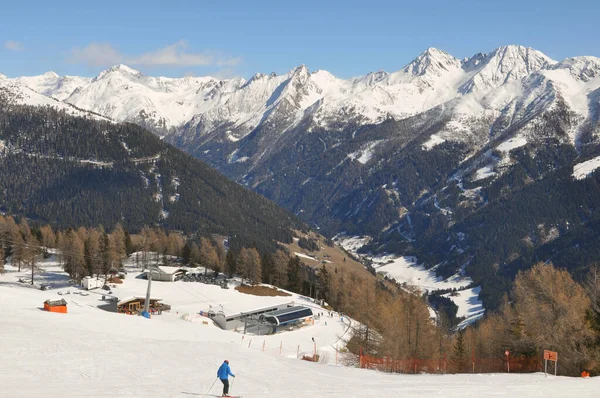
[263,305,311,317]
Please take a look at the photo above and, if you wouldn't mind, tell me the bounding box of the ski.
[210,395,242,398]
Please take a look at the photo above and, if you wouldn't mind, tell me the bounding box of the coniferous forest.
[0,100,305,252]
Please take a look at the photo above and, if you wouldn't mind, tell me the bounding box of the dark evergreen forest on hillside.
[0,102,305,253]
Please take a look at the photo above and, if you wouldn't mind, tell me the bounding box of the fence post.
[444,353,447,374]
[297,345,300,359]
[262,340,265,352]
[335,349,338,366]
[472,348,475,373]
[359,347,363,368]
[414,357,417,374]
[279,341,282,356]
[242,335,244,344]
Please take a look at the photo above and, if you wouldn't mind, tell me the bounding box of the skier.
[217,359,235,397]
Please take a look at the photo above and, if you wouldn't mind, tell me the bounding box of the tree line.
[2,214,600,376]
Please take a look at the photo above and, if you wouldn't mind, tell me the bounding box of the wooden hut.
[44,298,67,313]
[116,297,169,315]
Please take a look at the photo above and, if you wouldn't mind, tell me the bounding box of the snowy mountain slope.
[63,64,234,132]
[14,71,91,101]
[0,74,107,120]
[10,45,594,145]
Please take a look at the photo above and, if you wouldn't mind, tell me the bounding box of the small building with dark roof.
[259,306,313,333]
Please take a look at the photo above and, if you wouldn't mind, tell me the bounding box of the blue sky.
[1,0,599,79]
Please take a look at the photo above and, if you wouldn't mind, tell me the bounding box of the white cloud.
[69,43,122,67]
[68,41,241,68]
[4,41,24,51]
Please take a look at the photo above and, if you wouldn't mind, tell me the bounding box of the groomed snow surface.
[1,254,597,397]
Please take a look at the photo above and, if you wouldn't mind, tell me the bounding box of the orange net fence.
[359,352,542,374]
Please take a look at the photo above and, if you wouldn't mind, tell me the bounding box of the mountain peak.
[95,64,142,80]
[553,56,600,82]
[492,45,556,65]
[293,64,310,76]
[459,45,555,93]
[42,71,60,79]
[403,48,462,78]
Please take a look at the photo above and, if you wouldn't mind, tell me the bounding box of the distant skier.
[217,359,235,397]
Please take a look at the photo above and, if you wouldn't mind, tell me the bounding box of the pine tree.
[236,249,248,282]
[100,230,111,278]
[261,253,275,284]
[182,241,192,265]
[316,265,331,302]
[189,243,201,267]
[453,330,468,372]
[124,230,134,255]
[226,249,236,277]
[286,256,303,293]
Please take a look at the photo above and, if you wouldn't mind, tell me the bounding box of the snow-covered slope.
[14,71,91,101]
[0,74,107,120]
[63,64,235,131]
[1,259,597,397]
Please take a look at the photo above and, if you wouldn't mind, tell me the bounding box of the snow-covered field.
[335,235,483,325]
[573,155,600,180]
[369,255,471,292]
[1,285,597,397]
[336,235,472,292]
[0,253,348,362]
[0,255,597,397]
[443,286,486,329]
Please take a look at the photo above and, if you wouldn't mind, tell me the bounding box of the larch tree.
[272,249,289,288]
[244,248,262,285]
[511,262,593,375]
[199,237,219,273]
[110,223,127,268]
[39,225,55,256]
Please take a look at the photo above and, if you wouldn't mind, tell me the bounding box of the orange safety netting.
[359,353,542,374]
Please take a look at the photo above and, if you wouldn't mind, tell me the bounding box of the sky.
[1,0,599,79]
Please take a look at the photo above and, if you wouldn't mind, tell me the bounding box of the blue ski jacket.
[217,362,235,380]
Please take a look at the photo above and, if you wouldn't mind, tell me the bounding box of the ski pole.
[230,376,235,393]
[207,377,218,394]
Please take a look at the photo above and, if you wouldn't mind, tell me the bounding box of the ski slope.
[0,255,597,397]
[0,285,597,397]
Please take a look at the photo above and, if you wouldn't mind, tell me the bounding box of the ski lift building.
[211,302,298,332]
[259,306,313,332]
[144,266,187,282]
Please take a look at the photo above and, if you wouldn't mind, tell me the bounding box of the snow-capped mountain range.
[5,45,600,310]
[6,45,599,148]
